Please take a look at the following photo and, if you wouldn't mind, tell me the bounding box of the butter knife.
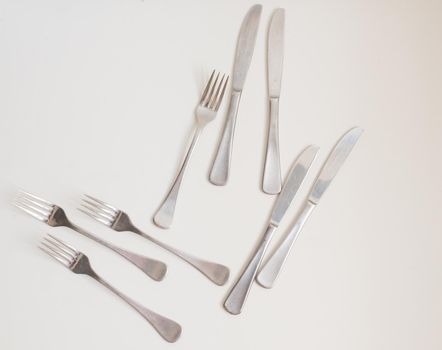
[257,127,363,288]
[209,4,262,186]
[224,145,319,314]
[263,8,285,195]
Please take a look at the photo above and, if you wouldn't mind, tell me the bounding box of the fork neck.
[65,221,83,233]
[179,126,202,171]
[130,226,144,236]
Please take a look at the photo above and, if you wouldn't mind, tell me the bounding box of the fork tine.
[78,208,112,226]
[215,75,229,110]
[204,72,220,107]
[80,203,114,221]
[13,201,48,222]
[84,195,118,212]
[199,70,215,104]
[39,245,71,267]
[208,74,224,109]
[210,74,227,109]
[41,241,74,263]
[82,199,116,217]
[16,197,52,215]
[47,234,78,256]
[20,191,53,205]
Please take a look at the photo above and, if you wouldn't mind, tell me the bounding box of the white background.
[1,0,441,349]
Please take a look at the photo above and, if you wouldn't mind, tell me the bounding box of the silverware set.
[13,3,364,344]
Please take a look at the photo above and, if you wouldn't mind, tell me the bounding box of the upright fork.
[153,70,228,229]
[14,191,166,281]
[79,194,230,286]
[39,234,181,342]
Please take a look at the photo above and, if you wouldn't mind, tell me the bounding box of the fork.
[79,194,230,286]
[39,234,181,342]
[14,191,167,281]
[153,70,228,229]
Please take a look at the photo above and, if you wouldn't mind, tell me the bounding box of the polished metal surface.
[257,127,363,288]
[79,195,230,286]
[223,146,318,314]
[263,9,285,194]
[231,4,263,91]
[270,145,318,225]
[256,200,315,289]
[39,234,181,343]
[153,70,228,229]
[224,225,276,315]
[263,98,282,194]
[14,191,166,281]
[209,5,262,186]
[309,127,364,204]
[267,9,285,98]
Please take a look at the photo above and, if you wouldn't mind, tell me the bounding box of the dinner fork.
[39,234,181,342]
[79,194,230,286]
[14,191,166,281]
[153,70,228,229]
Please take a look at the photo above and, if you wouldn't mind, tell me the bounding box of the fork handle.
[69,224,167,281]
[153,127,202,229]
[135,229,229,285]
[224,224,276,315]
[209,90,242,186]
[262,98,282,194]
[93,275,182,343]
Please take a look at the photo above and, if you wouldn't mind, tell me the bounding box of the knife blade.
[263,8,285,194]
[267,8,284,98]
[232,4,263,91]
[270,143,316,225]
[209,4,262,186]
[309,127,363,203]
[224,145,319,315]
[257,127,364,288]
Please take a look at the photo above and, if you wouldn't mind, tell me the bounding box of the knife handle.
[262,97,282,194]
[209,90,242,186]
[256,200,315,289]
[224,225,276,315]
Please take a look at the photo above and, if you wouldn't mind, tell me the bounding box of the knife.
[224,145,319,315]
[256,127,364,289]
[263,8,285,195]
[209,4,262,186]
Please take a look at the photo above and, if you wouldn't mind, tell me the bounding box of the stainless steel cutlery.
[153,70,228,229]
[257,127,363,288]
[224,145,319,315]
[263,9,285,195]
[14,191,167,281]
[209,4,262,186]
[39,234,181,343]
[79,194,230,286]
[13,3,366,337]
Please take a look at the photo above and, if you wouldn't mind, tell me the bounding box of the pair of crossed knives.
[224,127,363,315]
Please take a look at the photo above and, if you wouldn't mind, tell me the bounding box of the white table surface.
[1,0,441,349]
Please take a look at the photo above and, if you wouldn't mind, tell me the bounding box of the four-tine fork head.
[13,191,56,223]
[199,70,229,112]
[78,195,120,228]
[39,234,79,268]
